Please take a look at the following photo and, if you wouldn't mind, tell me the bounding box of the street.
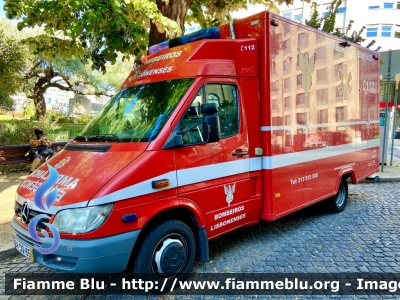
[1,181,400,299]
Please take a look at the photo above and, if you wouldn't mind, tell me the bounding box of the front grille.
[15,202,52,231]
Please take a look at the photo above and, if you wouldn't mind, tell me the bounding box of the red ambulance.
[12,11,380,282]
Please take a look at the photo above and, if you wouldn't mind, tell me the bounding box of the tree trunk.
[33,79,47,121]
[32,67,58,120]
[148,0,192,49]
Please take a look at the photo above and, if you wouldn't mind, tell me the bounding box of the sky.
[0,1,6,18]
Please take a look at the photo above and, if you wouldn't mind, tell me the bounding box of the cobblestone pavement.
[1,182,400,299]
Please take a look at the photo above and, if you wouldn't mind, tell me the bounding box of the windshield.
[78,78,194,142]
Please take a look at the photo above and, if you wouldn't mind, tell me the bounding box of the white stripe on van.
[262,139,379,169]
[90,139,378,205]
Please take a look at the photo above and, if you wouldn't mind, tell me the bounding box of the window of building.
[283,12,292,19]
[284,96,291,108]
[317,68,327,84]
[336,106,346,122]
[283,57,291,73]
[381,26,392,37]
[384,2,394,8]
[298,33,308,47]
[368,5,380,9]
[283,39,291,53]
[296,93,305,106]
[272,99,277,110]
[272,80,280,93]
[297,112,306,124]
[297,74,302,87]
[284,78,290,91]
[337,7,347,13]
[294,14,303,22]
[317,88,329,105]
[317,109,328,124]
[366,27,378,37]
[316,47,326,60]
[285,115,291,125]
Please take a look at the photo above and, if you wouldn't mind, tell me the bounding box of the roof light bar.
[148,27,221,54]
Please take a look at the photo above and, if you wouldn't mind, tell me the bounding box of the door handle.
[232,150,248,156]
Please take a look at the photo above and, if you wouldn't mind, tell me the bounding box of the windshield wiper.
[88,134,123,142]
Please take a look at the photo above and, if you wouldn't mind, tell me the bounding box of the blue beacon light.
[148,27,221,54]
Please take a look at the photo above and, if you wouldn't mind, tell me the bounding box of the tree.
[0,18,132,120]
[22,55,134,120]
[0,26,25,111]
[4,0,305,72]
[305,0,369,46]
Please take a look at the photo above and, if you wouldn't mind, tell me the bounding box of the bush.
[76,114,92,124]
[57,117,70,123]
[22,100,36,119]
[0,118,52,145]
[46,110,67,123]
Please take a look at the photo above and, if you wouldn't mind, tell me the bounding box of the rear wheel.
[330,178,348,213]
[133,220,196,282]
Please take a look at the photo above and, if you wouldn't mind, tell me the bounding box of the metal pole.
[381,50,392,171]
[390,76,399,165]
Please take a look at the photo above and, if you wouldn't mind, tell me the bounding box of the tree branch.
[40,82,70,94]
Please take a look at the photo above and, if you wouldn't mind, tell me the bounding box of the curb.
[0,248,20,262]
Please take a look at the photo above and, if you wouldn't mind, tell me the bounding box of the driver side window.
[180,83,239,145]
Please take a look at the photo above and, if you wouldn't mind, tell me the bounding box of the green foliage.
[45,110,68,123]
[0,118,52,145]
[76,115,93,125]
[57,117,71,124]
[5,0,163,71]
[305,0,368,45]
[5,0,302,71]
[0,18,132,121]
[22,100,36,119]
[0,27,25,111]
[0,117,86,144]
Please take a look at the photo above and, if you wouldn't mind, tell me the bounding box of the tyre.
[133,219,196,282]
[330,178,348,213]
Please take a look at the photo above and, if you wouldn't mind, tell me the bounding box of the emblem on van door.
[224,183,236,206]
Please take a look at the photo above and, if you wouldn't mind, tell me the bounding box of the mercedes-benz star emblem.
[21,202,30,224]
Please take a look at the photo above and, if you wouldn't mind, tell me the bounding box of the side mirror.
[201,103,221,143]
[174,135,183,147]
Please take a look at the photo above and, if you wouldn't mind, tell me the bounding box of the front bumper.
[12,218,141,273]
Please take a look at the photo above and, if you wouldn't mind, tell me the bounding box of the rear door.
[173,79,253,238]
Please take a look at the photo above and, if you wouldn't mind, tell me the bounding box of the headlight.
[52,203,114,234]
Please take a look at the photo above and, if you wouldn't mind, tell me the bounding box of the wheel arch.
[337,168,355,186]
[129,203,209,268]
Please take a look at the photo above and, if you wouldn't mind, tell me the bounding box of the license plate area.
[13,236,34,261]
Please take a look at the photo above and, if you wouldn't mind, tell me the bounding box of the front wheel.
[330,178,348,213]
[133,220,196,282]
